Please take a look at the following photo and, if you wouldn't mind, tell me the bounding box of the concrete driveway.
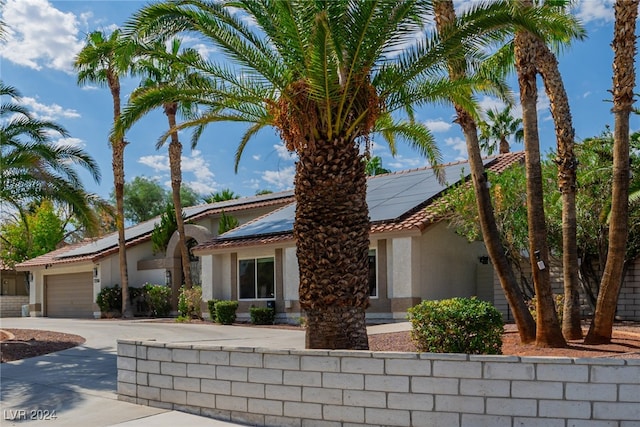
[0,317,307,426]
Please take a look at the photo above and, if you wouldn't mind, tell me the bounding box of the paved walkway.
[0,318,409,426]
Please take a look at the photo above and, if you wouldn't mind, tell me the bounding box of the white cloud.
[261,166,295,190]
[138,150,219,195]
[424,119,453,133]
[387,154,425,170]
[273,143,297,161]
[573,1,615,24]
[54,137,85,148]
[21,97,81,121]
[0,0,84,73]
[583,91,592,99]
[252,154,261,161]
[444,136,467,161]
[138,155,170,172]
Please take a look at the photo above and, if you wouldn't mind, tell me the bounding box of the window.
[369,249,377,298]
[238,257,275,300]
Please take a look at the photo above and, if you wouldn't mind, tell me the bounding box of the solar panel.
[58,190,294,258]
[220,204,296,239]
[218,159,488,240]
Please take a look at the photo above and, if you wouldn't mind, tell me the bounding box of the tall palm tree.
[514,0,566,348]
[478,105,524,155]
[433,0,536,343]
[123,38,205,291]
[126,0,563,349]
[0,82,102,232]
[585,0,638,344]
[74,30,137,318]
[534,28,583,341]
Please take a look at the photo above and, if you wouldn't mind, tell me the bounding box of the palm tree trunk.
[109,73,132,318]
[499,137,510,154]
[535,41,582,340]
[514,25,566,348]
[434,0,535,343]
[585,0,637,344]
[165,103,192,291]
[295,138,370,350]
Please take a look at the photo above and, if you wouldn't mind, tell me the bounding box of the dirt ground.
[2,323,640,363]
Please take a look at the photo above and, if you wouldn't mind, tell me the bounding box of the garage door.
[45,272,94,318]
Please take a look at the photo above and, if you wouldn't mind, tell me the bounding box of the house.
[17,151,639,322]
[15,192,293,317]
[191,153,526,323]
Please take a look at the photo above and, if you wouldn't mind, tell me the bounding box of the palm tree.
[74,30,137,318]
[122,38,205,290]
[204,188,240,203]
[433,0,536,343]
[514,0,566,348]
[534,26,583,341]
[478,105,524,155]
[0,82,102,232]
[364,156,390,176]
[585,0,638,344]
[126,0,562,349]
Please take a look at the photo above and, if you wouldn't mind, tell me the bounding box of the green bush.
[178,285,202,319]
[250,306,275,325]
[207,299,220,322]
[96,285,122,314]
[144,283,172,317]
[215,300,239,325]
[408,297,504,355]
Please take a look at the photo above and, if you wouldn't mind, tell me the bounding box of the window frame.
[237,256,276,301]
[368,248,378,299]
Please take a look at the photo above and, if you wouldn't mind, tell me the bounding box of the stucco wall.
[118,341,640,427]
[419,222,488,300]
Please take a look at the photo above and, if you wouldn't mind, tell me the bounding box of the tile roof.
[15,191,294,270]
[195,152,525,252]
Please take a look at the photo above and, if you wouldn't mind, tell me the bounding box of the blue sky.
[1,0,638,201]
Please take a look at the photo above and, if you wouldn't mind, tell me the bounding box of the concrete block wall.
[118,340,640,427]
[0,296,29,317]
[494,257,640,322]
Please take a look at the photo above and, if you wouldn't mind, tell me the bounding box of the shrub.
[215,300,239,325]
[207,299,220,322]
[144,283,172,317]
[178,285,202,319]
[250,306,275,325]
[408,297,503,355]
[96,285,121,314]
[526,294,564,323]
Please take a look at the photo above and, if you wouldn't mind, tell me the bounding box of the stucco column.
[389,236,421,319]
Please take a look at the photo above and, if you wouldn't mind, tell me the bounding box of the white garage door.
[46,272,94,318]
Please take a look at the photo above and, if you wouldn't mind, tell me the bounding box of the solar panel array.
[58,190,294,259]
[219,159,488,240]
[58,159,490,255]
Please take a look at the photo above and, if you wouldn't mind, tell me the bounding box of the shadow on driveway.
[1,345,117,420]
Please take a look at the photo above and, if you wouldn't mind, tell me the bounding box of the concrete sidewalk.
[1,318,409,426]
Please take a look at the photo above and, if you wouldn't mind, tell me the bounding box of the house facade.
[192,154,525,322]
[15,152,640,322]
[15,192,294,318]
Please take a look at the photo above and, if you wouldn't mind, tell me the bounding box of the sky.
[1,0,638,202]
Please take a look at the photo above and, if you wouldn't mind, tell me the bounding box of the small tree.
[218,211,239,234]
[151,203,178,255]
